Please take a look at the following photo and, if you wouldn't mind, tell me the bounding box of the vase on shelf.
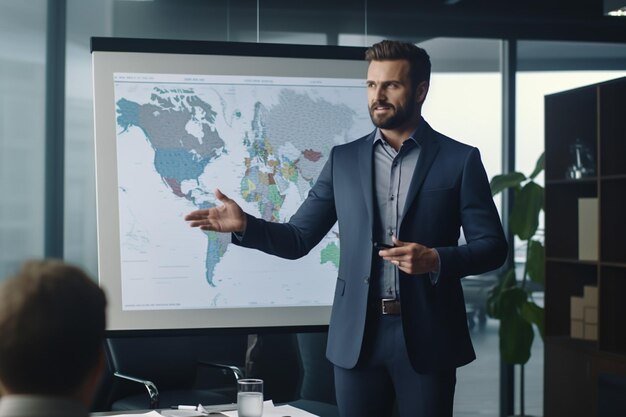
[565,137,595,179]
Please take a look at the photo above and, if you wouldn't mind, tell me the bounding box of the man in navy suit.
[186,40,507,417]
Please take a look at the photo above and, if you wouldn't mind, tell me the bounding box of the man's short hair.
[0,260,107,395]
[365,40,431,86]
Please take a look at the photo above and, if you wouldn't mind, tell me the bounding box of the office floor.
[454,317,544,417]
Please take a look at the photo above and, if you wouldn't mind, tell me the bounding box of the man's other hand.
[378,236,439,275]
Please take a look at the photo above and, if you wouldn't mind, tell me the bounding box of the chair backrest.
[245,333,301,403]
[96,332,332,410]
[99,334,248,409]
[296,332,336,405]
[107,336,195,389]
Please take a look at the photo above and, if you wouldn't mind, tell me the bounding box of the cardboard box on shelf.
[584,285,598,307]
[584,323,598,341]
[578,198,598,261]
[584,306,598,324]
[571,296,585,320]
[571,320,584,339]
[570,286,599,340]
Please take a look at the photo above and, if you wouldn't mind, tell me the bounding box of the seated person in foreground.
[0,260,107,417]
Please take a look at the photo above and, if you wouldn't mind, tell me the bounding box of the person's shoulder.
[425,123,475,154]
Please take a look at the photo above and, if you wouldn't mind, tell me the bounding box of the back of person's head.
[365,40,431,86]
[0,260,107,396]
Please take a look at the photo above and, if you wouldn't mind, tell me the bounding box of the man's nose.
[374,86,386,101]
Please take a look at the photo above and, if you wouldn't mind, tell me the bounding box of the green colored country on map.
[320,242,340,269]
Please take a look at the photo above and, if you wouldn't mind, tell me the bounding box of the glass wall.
[517,41,626,176]
[421,37,502,180]
[0,1,47,279]
[64,0,114,277]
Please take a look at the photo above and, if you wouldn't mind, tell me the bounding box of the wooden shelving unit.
[544,76,626,417]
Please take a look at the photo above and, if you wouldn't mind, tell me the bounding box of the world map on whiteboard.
[113,73,372,310]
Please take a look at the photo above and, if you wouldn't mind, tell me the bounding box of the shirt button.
[364,277,370,284]
[390,195,394,201]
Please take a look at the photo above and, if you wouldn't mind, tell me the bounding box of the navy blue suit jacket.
[235,121,508,373]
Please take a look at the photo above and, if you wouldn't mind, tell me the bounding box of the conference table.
[91,409,228,416]
[92,402,317,417]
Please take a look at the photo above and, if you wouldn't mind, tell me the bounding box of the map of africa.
[113,73,372,310]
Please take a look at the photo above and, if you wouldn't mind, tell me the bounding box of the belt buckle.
[381,298,396,315]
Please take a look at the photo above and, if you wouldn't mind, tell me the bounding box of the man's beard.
[368,94,416,130]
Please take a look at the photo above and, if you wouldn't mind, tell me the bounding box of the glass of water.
[237,378,263,417]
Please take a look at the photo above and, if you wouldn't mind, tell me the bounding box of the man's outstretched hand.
[185,189,247,233]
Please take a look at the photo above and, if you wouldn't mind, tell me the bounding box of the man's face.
[366,59,424,130]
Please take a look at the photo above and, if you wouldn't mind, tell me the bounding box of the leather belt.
[374,298,401,315]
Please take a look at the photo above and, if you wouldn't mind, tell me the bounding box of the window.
[0,1,47,279]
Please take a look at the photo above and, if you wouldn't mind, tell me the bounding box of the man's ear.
[416,81,429,104]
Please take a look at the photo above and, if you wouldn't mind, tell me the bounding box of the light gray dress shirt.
[372,125,421,300]
[371,121,439,300]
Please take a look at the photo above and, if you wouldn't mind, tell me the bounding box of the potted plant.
[487,153,545,417]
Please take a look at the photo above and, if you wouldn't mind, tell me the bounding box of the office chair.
[101,334,248,411]
[288,332,340,417]
[243,333,301,403]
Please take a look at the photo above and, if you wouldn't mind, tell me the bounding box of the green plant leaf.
[490,172,526,197]
[528,152,545,180]
[498,287,533,364]
[487,154,547,369]
[486,288,500,319]
[510,181,544,240]
[527,240,545,286]
[500,314,535,364]
[487,268,516,319]
[499,287,535,364]
[492,284,535,364]
[521,301,545,341]
[498,286,528,317]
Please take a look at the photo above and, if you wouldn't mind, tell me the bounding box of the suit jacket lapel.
[400,123,440,227]
[358,131,376,231]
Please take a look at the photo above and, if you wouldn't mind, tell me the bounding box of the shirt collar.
[373,116,425,148]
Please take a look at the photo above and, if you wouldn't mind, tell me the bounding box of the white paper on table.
[220,400,319,417]
[159,410,206,417]
[113,411,164,417]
